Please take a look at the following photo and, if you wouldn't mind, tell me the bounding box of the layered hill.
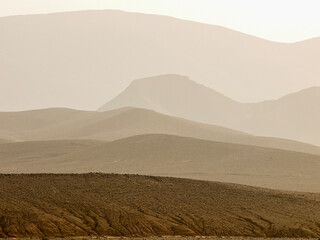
[1,107,320,155]
[1,10,320,111]
[0,174,320,238]
[1,134,320,192]
[99,75,320,146]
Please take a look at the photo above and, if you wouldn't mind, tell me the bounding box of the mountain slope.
[1,107,320,155]
[0,138,11,144]
[1,134,320,192]
[0,140,103,172]
[98,75,240,123]
[99,75,320,146]
[1,174,320,238]
[1,10,320,111]
[248,86,320,145]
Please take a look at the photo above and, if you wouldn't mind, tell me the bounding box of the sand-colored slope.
[1,10,320,111]
[1,135,320,192]
[0,138,11,144]
[247,86,320,145]
[1,107,320,155]
[0,108,97,141]
[1,174,320,238]
[99,75,320,146]
[0,140,103,172]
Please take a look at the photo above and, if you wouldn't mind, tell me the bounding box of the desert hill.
[0,139,103,172]
[1,10,320,111]
[1,134,320,192]
[1,107,320,155]
[0,173,320,238]
[99,75,320,146]
[0,138,10,144]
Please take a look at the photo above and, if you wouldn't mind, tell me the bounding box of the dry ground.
[0,174,320,238]
[1,135,320,192]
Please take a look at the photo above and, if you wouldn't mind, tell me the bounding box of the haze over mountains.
[99,74,320,146]
[1,107,320,155]
[1,134,320,192]
[1,106,320,192]
[1,8,320,239]
[1,10,320,111]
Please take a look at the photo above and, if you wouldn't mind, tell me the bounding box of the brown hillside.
[0,140,103,172]
[0,174,320,238]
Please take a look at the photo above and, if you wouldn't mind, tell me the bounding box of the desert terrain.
[1,7,320,240]
[1,174,320,238]
[1,105,320,192]
[1,107,320,155]
[99,74,320,146]
[1,134,320,192]
[10,238,318,240]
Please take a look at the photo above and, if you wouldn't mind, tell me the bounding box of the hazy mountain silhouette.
[1,10,320,111]
[1,107,320,155]
[1,9,320,239]
[1,134,320,192]
[99,75,320,146]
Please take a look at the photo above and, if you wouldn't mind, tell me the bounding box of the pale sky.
[1,0,320,42]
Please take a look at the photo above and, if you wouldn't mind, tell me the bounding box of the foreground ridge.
[0,173,320,238]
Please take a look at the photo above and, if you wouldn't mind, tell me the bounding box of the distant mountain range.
[1,106,320,155]
[1,10,320,195]
[99,74,320,146]
[1,10,320,111]
[1,10,320,238]
[1,106,320,192]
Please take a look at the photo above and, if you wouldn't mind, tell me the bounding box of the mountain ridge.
[1,106,320,155]
[99,75,320,146]
[2,9,320,44]
[1,9,320,111]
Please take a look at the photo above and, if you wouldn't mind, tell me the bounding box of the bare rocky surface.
[1,174,320,238]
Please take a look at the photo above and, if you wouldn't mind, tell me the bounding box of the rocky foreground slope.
[0,174,320,238]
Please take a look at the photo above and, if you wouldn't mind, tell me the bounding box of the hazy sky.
[1,0,320,42]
